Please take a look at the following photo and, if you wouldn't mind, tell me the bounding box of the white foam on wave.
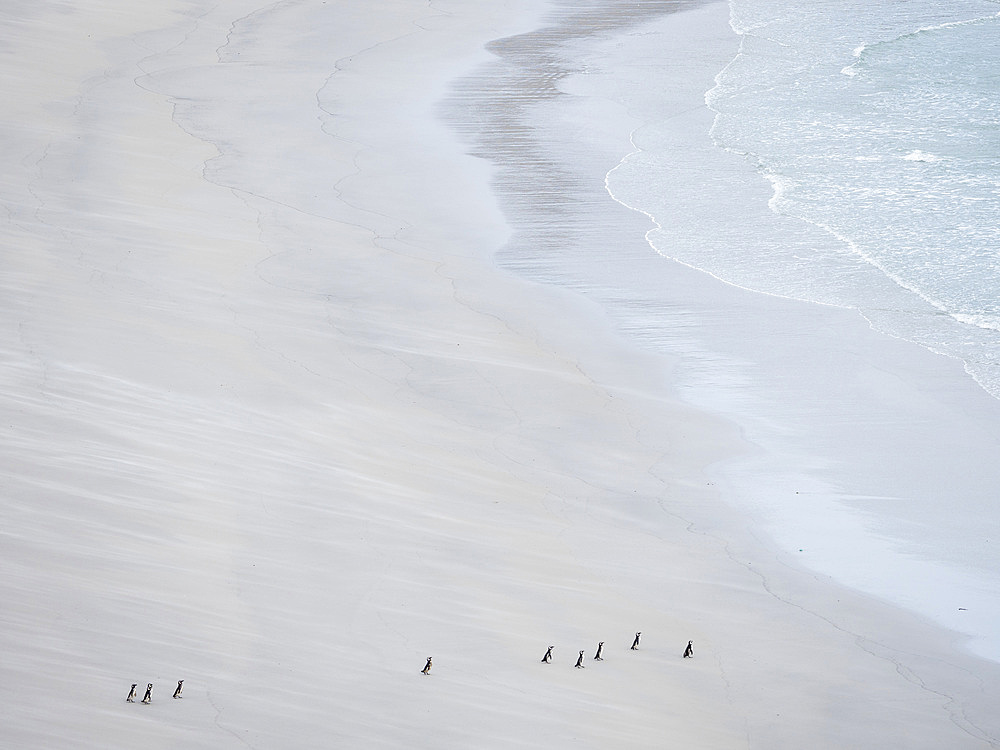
[841,12,999,77]
[841,44,868,77]
[903,149,942,162]
[915,10,1000,36]
[953,310,1000,333]
[603,129,826,308]
[763,170,796,213]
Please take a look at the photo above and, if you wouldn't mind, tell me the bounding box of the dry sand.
[2,1,999,747]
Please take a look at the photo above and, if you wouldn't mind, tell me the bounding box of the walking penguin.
[541,645,554,664]
[141,683,153,704]
[126,684,137,703]
[594,642,604,661]
[683,640,694,658]
[173,680,184,698]
[630,632,641,650]
[421,657,433,675]
[574,650,585,669]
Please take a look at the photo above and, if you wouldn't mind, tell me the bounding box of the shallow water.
[448,0,1000,663]
[605,0,1000,661]
[636,0,1000,398]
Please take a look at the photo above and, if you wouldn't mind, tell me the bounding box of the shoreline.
[596,2,1000,664]
[3,0,1000,747]
[446,0,1000,740]
[457,0,1000,665]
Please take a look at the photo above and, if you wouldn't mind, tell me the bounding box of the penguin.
[541,645,554,663]
[126,684,137,703]
[421,657,433,675]
[683,640,693,658]
[574,650,585,668]
[630,632,641,650]
[173,680,184,698]
[594,642,604,661]
[141,683,153,704]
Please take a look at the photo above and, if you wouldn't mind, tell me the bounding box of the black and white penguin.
[574,650,585,668]
[541,645,554,663]
[126,684,137,703]
[421,657,433,675]
[173,680,184,698]
[683,640,693,658]
[141,683,153,704]
[630,632,641,650]
[594,642,604,661]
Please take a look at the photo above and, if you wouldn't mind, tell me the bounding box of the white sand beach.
[3,1,1000,748]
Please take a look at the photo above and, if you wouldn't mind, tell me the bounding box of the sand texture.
[2,1,999,747]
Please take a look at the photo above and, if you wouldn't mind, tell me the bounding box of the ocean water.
[640,0,1000,398]
[601,0,1000,660]
[448,0,1000,661]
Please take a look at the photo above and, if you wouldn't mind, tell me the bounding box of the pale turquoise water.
[715,0,1000,396]
[628,0,1000,398]
[599,0,1000,661]
[448,0,1000,662]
